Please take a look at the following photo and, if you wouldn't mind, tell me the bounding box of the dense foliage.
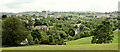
[91,21,114,44]
[2,17,27,46]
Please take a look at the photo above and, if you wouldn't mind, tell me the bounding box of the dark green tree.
[2,15,7,19]
[31,29,41,40]
[49,35,54,43]
[2,17,27,46]
[68,29,75,37]
[91,21,114,44]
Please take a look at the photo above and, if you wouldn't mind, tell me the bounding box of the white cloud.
[0,0,119,13]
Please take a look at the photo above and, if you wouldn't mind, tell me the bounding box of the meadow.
[2,31,119,50]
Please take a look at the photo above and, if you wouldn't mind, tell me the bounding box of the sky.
[0,0,119,13]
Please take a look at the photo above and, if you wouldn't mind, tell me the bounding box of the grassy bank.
[2,31,119,50]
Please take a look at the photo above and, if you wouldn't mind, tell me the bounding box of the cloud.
[0,0,119,12]
[1,0,36,9]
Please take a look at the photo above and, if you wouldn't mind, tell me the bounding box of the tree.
[27,34,34,45]
[79,24,85,31]
[91,21,114,44]
[31,29,41,40]
[2,17,27,46]
[68,29,75,37]
[57,31,67,39]
[2,15,7,19]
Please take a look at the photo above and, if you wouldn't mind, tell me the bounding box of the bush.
[63,43,66,45]
[68,36,73,41]
[80,32,85,38]
[54,39,59,44]
[58,38,64,45]
[73,33,80,40]
[34,38,40,44]
[49,42,56,45]
[68,29,75,37]
[40,38,49,44]
[49,35,54,43]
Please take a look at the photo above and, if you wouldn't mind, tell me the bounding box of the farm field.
[2,31,119,50]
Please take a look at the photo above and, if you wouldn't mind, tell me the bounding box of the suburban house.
[27,26,34,28]
[72,28,80,35]
[20,38,28,45]
[34,25,49,31]
[22,20,28,22]
[73,20,78,23]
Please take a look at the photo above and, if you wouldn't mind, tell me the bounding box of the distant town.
[0,11,118,19]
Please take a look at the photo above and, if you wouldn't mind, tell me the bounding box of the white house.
[20,38,28,45]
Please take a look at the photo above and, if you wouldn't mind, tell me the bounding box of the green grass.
[66,37,92,45]
[112,31,118,43]
[2,31,119,50]
[2,44,118,50]
[66,31,119,45]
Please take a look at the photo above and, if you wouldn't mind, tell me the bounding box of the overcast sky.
[0,0,119,13]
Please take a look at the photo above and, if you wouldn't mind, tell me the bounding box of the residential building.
[42,11,47,18]
[118,1,120,12]
[72,28,80,35]
[54,12,59,18]
[34,25,49,31]
[20,38,28,45]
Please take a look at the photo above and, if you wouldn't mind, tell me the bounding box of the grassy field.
[2,31,119,50]
[2,43,118,50]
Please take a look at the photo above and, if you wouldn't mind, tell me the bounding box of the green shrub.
[54,39,59,44]
[58,38,64,45]
[34,38,40,44]
[49,42,56,45]
[68,36,73,41]
[73,33,80,40]
[40,38,49,44]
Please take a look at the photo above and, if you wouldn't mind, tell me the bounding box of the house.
[22,20,28,22]
[115,29,120,31]
[73,20,78,23]
[32,18,35,20]
[27,26,34,28]
[72,28,80,35]
[20,38,28,45]
[34,25,49,31]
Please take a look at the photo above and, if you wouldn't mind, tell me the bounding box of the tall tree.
[91,21,114,44]
[2,17,27,46]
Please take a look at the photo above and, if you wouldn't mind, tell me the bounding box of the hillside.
[66,31,119,45]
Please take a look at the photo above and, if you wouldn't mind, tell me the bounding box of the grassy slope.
[2,31,119,50]
[66,31,119,45]
[66,37,92,45]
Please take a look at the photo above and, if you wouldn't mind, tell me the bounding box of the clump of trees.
[91,21,114,44]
